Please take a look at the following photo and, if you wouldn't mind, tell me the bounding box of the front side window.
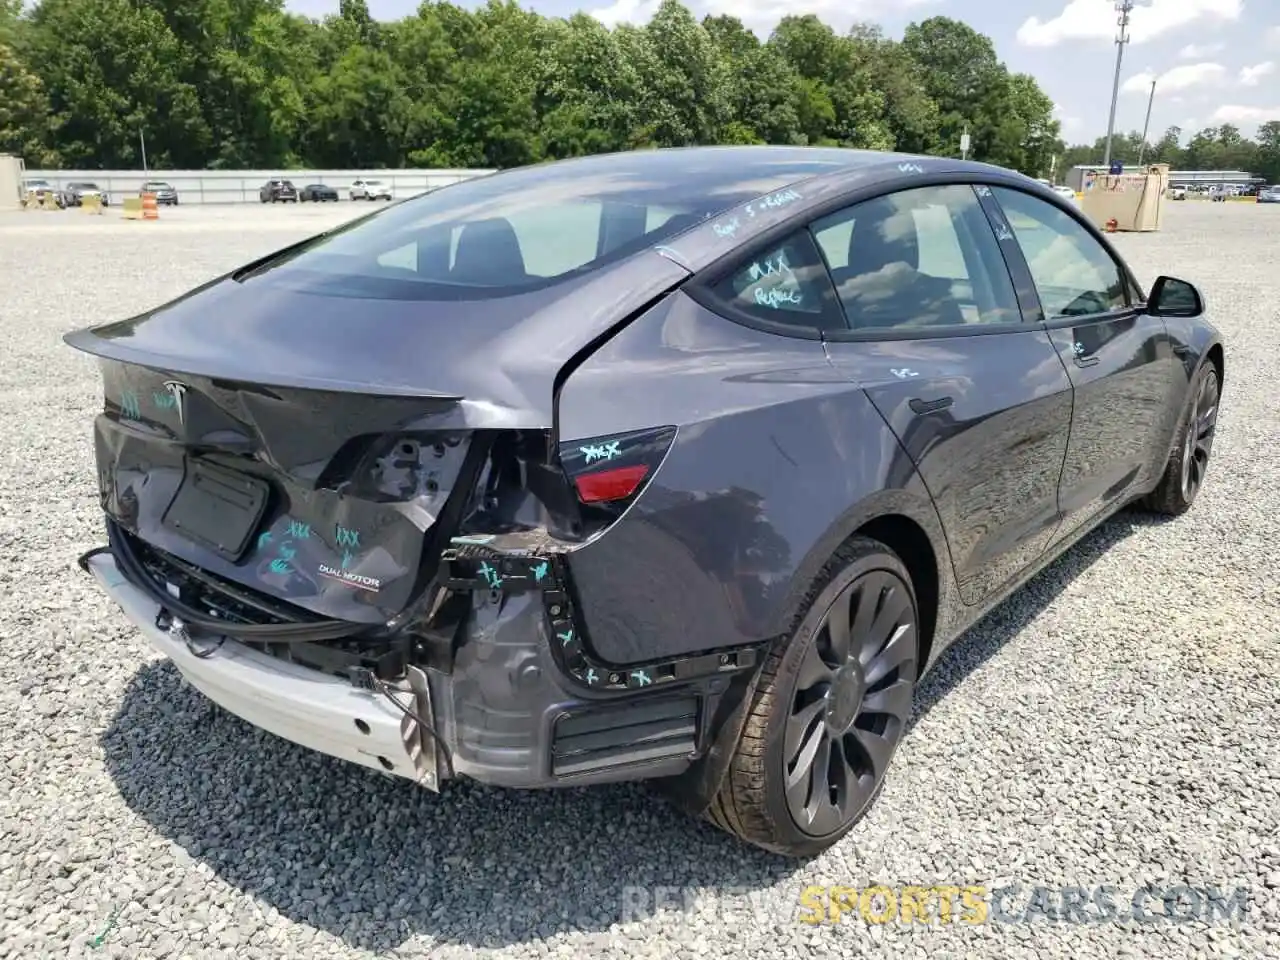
[811,184,1021,331]
[991,187,1127,317]
[704,230,840,329]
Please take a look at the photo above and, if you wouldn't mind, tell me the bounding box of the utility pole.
[1136,78,1156,166]
[140,129,148,173]
[1103,0,1134,169]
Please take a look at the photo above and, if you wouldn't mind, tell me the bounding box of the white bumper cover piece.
[86,553,421,782]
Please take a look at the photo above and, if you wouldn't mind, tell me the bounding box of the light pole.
[1102,0,1134,169]
[1137,79,1156,166]
[139,128,148,173]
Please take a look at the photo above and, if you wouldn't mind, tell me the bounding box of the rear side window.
[811,184,1021,331]
[704,230,841,329]
[991,187,1127,317]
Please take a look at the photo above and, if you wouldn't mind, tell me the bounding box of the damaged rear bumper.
[85,552,425,783]
[85,545,755,791]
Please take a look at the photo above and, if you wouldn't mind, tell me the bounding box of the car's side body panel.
[557,291,957,667]
[825,331,1073,607]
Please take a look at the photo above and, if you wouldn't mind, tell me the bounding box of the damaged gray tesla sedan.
[67,146,1223,857]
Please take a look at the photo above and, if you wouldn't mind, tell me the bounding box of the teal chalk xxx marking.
[119,390,141,419]
[256,531,273,550]
[580,440,622,463]
[478,561,502,589]
[532,561,548,583]
[632,670,652,687]
[557,629,574,646]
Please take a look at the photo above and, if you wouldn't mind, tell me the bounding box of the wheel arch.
[771,495,949,674]
[1205,341,1224,391]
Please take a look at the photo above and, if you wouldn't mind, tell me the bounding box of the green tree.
[29,0,209,167]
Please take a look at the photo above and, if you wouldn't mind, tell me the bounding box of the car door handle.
[1074,355,1100,368]
[908,396,954,415]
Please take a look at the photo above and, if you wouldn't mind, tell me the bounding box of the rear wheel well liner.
[855,514,940,670]
[1205,342,1224,392]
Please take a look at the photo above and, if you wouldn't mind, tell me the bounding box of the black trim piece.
[440,541,763,693]
[1039,307,1143,332]
[551,695,699,778]
[973,184,1045,325]
[821,319,1031,343]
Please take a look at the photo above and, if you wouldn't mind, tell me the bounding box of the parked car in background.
[260,179,299,203]
[300,183,339,202]
[66,146,1225,858]
[21,178,62,207]
[1051,184,1076,201]
[140,181,179,206]
[350,178,393,201]
[60,182,110,207]
[1169,186,1187,200]
[1258,185,1280,204]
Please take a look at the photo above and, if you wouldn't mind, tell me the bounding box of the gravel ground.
[1,200,1278,960]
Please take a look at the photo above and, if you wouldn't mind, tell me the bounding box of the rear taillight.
[558,427,676,510]
[573,464,649,503]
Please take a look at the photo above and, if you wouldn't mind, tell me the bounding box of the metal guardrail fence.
[21,168,496,205]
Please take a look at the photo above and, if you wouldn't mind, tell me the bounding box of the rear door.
[986,186,1185,543]
[817,183,1075,606]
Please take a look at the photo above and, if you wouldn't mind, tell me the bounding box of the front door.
[815,183,1074,606]
[987,186,1185,542]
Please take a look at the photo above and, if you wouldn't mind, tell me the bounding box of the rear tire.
[705,536,919,857]
[1139,362,1220,516]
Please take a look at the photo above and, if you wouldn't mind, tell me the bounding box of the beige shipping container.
[0,154,25,210]
[1079,164,1170,232]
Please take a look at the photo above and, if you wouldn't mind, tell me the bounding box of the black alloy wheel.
[1141,362,1221,516]
[782,568,918,837]
[1180,368,1219,503]
[705,537,919,856]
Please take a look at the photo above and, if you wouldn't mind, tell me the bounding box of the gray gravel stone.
[0,200,1277,959]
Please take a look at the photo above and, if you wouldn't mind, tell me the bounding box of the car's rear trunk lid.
[65,251,690,625]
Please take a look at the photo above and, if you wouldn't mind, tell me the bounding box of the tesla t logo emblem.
[162,381,188,427]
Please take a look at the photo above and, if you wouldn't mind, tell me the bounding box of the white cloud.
[589,0,659,27]
[1239,62,1276,86]
[1121,62,1226,94]
[1211,104,1280,124]
[1178,42,1223,58]
[589,0,936,31]
[1017,0,1242,48]
[1052,102,1083,130]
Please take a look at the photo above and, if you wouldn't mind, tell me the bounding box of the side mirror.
[1147,275,1203,317]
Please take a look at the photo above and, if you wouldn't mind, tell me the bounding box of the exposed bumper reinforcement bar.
[83,551,439,788]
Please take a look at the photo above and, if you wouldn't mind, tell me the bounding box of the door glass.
[706,230,840,328]
[811,185,1020,330]
[991,187,1127,317]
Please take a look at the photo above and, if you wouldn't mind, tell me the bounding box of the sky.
[283,0,1280,144]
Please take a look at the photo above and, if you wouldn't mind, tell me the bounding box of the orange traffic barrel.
[141,192,159,220]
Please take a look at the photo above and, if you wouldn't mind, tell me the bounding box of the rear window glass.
[241,151,847,301]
